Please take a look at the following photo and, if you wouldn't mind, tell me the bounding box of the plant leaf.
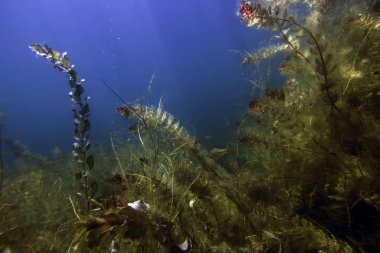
[82,103,89,114]
[81,119,90,133]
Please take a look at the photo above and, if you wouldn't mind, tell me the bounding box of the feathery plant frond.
[239,1,380,251]
[130,99,187,140]
[119,99,224,179]
[239,1,360,132]
[242,43,289,65]
[29,43,96,212]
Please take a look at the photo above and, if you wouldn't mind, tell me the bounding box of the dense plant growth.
[1,0,379,252]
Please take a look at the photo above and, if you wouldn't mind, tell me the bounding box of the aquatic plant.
[242,43,289,65]
[2,1,375,251]
[118,100,224,179]
[239,0,380,251]
[29,44,96,212]
[33,48,353,251]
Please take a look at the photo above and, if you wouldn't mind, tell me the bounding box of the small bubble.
[117,37,121,40]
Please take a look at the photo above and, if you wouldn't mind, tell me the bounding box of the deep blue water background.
[0,0,273,157]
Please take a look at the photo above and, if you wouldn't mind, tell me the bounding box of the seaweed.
[239,0,380,251]
[29,44,96,212]
[1,0,379,252]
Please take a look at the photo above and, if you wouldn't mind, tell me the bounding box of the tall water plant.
[29,44,96,212]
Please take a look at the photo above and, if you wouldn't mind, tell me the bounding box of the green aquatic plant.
[242,43,289,65]
[9,2,378,250]
[29,44,96,212]
[239,0,380,251]
[119,100,224,179]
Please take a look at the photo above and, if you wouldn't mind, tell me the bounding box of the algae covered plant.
[1,0,380,252]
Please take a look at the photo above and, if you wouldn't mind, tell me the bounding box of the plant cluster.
[1,0,380,252]
[238,0,380,251]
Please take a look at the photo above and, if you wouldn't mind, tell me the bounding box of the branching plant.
[243,2,369,136]
[1,1,375,251]
[239,1,380,251]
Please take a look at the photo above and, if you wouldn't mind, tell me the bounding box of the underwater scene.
[1,0,380,252]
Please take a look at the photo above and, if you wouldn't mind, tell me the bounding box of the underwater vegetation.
[1,0,380,252]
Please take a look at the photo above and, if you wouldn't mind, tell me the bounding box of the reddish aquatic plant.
[248,99,265,112]
[117,106,130,118]
[109,173,126,185]
[102,194,127,208]
[265,88,285,100]
[239,1,254,23]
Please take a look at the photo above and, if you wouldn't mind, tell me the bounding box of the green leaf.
[81,119,90,133]
[87,155,94,170]
[60,55,70,69]
[68,69,78,81]
[76,84,84,95]
[69,90,81,104]
[48,48,60,60]
[82,103,89,114]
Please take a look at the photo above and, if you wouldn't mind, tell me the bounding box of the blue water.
[0,0,271,156]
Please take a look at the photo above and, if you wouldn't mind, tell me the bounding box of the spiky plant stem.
[30,43,95,212]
